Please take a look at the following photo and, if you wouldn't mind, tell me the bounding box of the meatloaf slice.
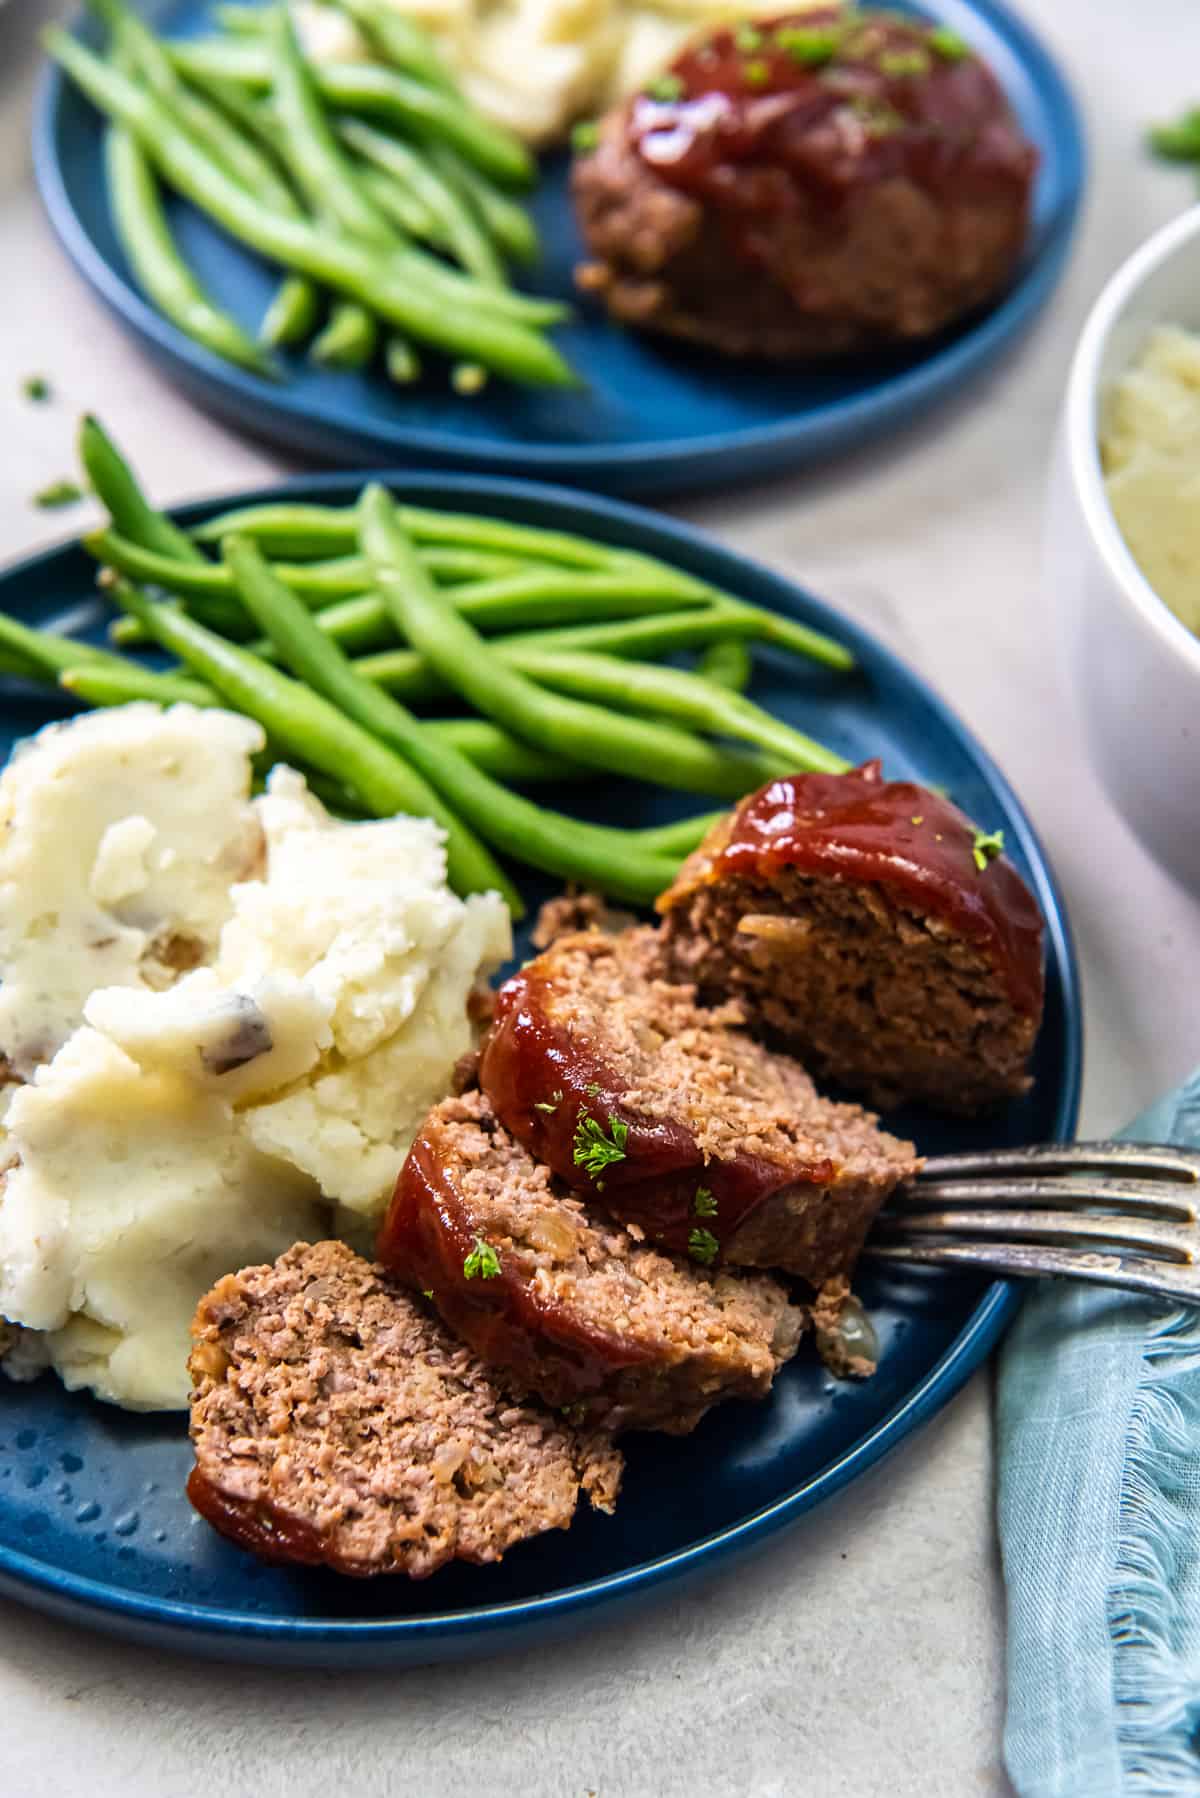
[658,763,1045,1112]
[187,1240,622,1579]
[478,925,918,1284]
[378,1090,804,1435]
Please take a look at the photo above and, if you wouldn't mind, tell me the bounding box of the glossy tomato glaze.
[380,1118,666,1392]
[659,760,1044,1017]
[629,6,1037,277]
[477,942,841,1263]
[185,1470,367,1576]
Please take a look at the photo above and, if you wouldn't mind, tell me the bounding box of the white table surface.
[1,3,1198,1793]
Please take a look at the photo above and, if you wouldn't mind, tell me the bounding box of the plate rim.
[30,0,1086,493]
[0,468,1083,1653]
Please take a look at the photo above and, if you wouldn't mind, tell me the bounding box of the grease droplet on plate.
[75,1500,101,1524]
[60,1452,83,1474]
[113,1511,139,1538]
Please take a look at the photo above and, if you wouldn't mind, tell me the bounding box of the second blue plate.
[34,0,1083,494]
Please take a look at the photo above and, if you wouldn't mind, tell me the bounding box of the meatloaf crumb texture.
[479,926,919,1280]
[187,1241,623,1578]
[663,866,1038,1112]
[379,1089,806,1435]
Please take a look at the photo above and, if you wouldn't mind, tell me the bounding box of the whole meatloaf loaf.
[378,1089,805,1435]
[658,763,1045,1112]
[187,1241,622,1578]
[572,5,1037,358]
[478,925,918,1284]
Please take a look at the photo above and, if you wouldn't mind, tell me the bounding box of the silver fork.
[865,1142,1200,1305]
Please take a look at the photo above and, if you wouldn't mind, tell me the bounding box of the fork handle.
[865,1240,1200,1307]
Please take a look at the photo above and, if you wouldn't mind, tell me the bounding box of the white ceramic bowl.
[1048,204,1200,891]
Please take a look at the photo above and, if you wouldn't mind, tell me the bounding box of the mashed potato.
[0,706,511,1410]
[1101,324,1200,640]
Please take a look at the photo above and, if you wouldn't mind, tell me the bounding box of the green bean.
[385,336,422,384]
[0,613,135,682]
[426,719,586,785]
[264,5,394,248]
[87,0,299,216]
[630,812,723,856]
[260,273,322,347]
[59,660,577,785]
[331,0,456,91]
[191,500,634,567]
[222,535,680,903]
[510,647,848,773]
[339,119,507,285]
[104,126,277,379]
[360,486,781,794]
[358,165,440,241]
[92,0,325,349]
[60,662,216,708]
[214,3,266,29]
[78,415,203,565]
[86,531,371,603]
[310,300,379,368]
[109,578,520,910]
[46,35,573,387]
[698,638,753,693]
[429,145,539,266]
[167,42,535,187]
[496,609,764,658]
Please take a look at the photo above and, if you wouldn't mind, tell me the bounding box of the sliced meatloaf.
[187,1240,622,1578]
[378,1090,804,1435]
[658,763,1045,1112]
[478,925,919,1284]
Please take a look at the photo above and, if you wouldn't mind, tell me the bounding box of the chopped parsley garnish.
[584,1082,602,1097]
[422,1288,434,1299]
[33,479,84,510]
[646,74,684,102]
[929,24,969,61]
[693,1187,718,1217]
[571,119,600,152]
[463,1236,501,1280]
[776,25,840,66]
[560,1400,589,1425]
[688,1227,720,1266]
[572,1112,628,1180]
[1148,107,1200,163]
[22,375,51,402]
[734,25,763,50]
[879,47,930,76]
[743,58,769,87]
[848,95,904,135]
[534,1089,564,1113]
[972,827,1005,872]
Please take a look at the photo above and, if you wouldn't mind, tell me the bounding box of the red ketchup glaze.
[663,760,1045,1017]
[477,954,837,1263]
[185,1469,373,1577]
[379,1124,664,1394]
[628,6,1037,280]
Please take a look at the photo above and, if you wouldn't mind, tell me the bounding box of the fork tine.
[914,1142,1200,1184]
[875,1206,1195,1262]
[892,1177,1200,1222]
[864,1240,1200,1304]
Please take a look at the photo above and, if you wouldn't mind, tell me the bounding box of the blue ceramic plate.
[0,474,1081,1663]
[34,0,1083,495]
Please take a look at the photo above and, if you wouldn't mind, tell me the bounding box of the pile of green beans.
[0,418,857,915]
[46,0,562,390]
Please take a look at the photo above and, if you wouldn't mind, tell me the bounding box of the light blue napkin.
[998,1068,1200,1797]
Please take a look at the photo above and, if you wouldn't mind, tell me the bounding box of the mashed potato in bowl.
[0,705,511,1410]
[1100,323,1200,641]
